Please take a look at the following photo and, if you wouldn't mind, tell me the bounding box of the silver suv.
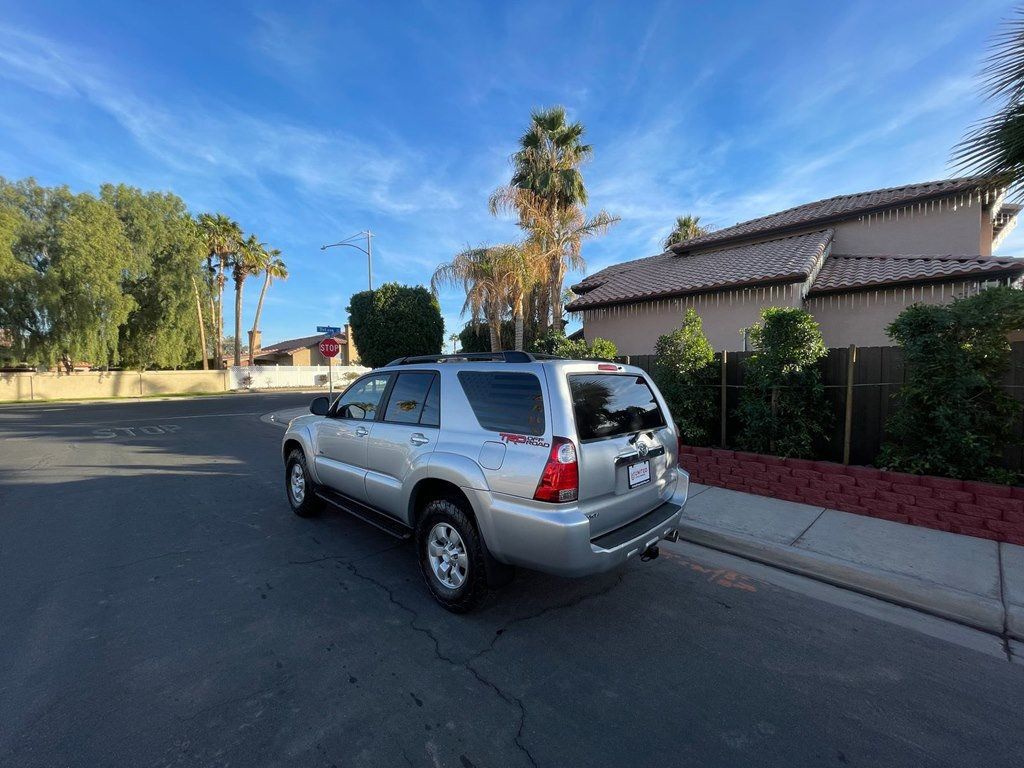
[281,352,689,611]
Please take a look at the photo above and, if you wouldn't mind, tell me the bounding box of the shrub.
[878,286,1024,482]
[458,320,514,353]
[736,307,828,458]
[652,308,716,445]
[528,330,617,360]
[347,283,444,368]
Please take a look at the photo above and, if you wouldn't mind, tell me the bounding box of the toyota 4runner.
[281,351,689,612]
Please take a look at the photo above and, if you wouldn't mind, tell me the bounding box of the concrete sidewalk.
[673,482,1024,640]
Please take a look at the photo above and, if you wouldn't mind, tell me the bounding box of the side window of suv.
[383,372,439,425]
[333,374,391,421]
[457,371,544,435]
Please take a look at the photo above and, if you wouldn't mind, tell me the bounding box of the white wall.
[832,200,988,256]
[229,365,368,390]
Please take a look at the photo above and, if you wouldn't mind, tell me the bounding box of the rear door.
[365,371,440,521]
[568,371,675,537]
[314,372,391,501]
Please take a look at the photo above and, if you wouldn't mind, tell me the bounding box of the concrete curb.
[677,519,1008,635]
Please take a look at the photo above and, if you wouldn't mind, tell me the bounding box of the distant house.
[568,177,1024,352]
[252,326,359,366]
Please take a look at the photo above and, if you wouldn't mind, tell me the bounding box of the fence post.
[720,350,727,448]
[843,344,857,464]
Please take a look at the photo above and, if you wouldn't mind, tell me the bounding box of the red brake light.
[597,364,618,371]
[534,436,579,503]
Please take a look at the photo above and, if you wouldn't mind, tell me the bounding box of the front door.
[314,373,391,502]
[365,372,440,521]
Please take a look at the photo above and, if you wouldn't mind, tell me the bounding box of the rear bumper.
[466,470,689,578]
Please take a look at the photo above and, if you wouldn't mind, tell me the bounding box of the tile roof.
[808,254,1024,295]
[257,333,345,355]
[567,230,833,310]
[673,177,994,252]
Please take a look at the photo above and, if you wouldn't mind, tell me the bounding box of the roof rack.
[385,351,565,366]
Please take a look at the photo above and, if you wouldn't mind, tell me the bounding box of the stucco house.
[252,326,359,366]
[568,177,1024,352]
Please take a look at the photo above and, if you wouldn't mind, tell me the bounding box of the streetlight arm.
[320,230,374,291]
[321,241,369,256]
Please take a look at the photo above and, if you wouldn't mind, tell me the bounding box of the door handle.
[410,432,430,446]
[355,426,369,437]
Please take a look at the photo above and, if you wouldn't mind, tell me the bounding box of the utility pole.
[321,231,374,292]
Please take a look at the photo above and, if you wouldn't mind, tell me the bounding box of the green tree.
[500,106,602,333]
[0,178,138,370]
[432,245,518,352]
[99,184,207,370]
[663,215,708,249]
[198,213,242,368]
[348,283,444,368]
[248,250,287,365]
[879,286,1024,482]
[231,235,268,366]
[652,308,717,445]
[459,320,515,353]
[736,307,829,458]
[953,10,1024,189]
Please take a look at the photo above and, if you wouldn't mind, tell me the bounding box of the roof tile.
[808,254,1023,295]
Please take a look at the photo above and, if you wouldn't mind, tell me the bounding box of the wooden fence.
[618,342,1024,471]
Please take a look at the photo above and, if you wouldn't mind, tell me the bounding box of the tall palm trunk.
[191,276,208,370]
[549,255,564,334]
[216,258,226,367]
[248,271,271,367]
[233,271,244,367]
[488,304,502,352]
[514,294,525,351]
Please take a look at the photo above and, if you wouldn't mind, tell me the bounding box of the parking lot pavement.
[1,394,1023,767]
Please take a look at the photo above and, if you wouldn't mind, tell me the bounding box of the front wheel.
[286,449,322,518]
[416,499,488,613]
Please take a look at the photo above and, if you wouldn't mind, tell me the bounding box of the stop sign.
[319,337,340,358]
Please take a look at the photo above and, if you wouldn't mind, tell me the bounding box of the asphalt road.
[1,393,1022,768]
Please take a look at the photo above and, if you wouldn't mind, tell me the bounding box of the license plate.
[628,460,651,488]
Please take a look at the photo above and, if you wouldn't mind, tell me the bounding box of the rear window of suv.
[568,373,666,442]
[458,371,545,435]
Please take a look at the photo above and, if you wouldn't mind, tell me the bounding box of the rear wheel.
[286,449,322,518]
[416,499,488,612]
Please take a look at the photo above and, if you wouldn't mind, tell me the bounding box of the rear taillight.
[534,437,579,503]
[597,363,618,371]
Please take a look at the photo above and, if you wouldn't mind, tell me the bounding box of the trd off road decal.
[499,432,550,448]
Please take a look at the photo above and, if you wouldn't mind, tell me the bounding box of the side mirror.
[310,396,330,416]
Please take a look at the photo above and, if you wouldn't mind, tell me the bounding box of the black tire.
[285,449,322,518]
[416,498,489,613]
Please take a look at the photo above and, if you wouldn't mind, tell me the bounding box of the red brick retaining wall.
[679,445,1024,546]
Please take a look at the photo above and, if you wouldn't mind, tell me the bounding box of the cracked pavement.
[1,392,1023,767]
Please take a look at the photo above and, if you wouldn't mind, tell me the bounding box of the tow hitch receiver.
[640,544,660,562]
[663,529,679,543]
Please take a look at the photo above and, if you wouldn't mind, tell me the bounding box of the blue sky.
[1,0,1021,348]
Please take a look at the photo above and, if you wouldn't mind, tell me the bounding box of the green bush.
[878,286,1024,482]
[458,320,514,353]
[528,330,617,360]
[347,283,444,368]
[652,308,717,445]
[736,307,828,458]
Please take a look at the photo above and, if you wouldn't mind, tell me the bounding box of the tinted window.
[420,376,441,427]
[569,374,666,441]
[384,373,436,425]
[458,371,545,435]
[333,374,390,421]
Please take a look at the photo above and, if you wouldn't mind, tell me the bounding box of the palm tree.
[953,10,1024,190]
[432,246,519,352]
[663,215,709,249]
[248,250,287,366]
[232,235,268,366]
[504,106,595,331]
[198,213,242,367]
[491,187,618,334]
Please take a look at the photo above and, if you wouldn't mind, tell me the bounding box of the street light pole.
[321,230,374,291]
